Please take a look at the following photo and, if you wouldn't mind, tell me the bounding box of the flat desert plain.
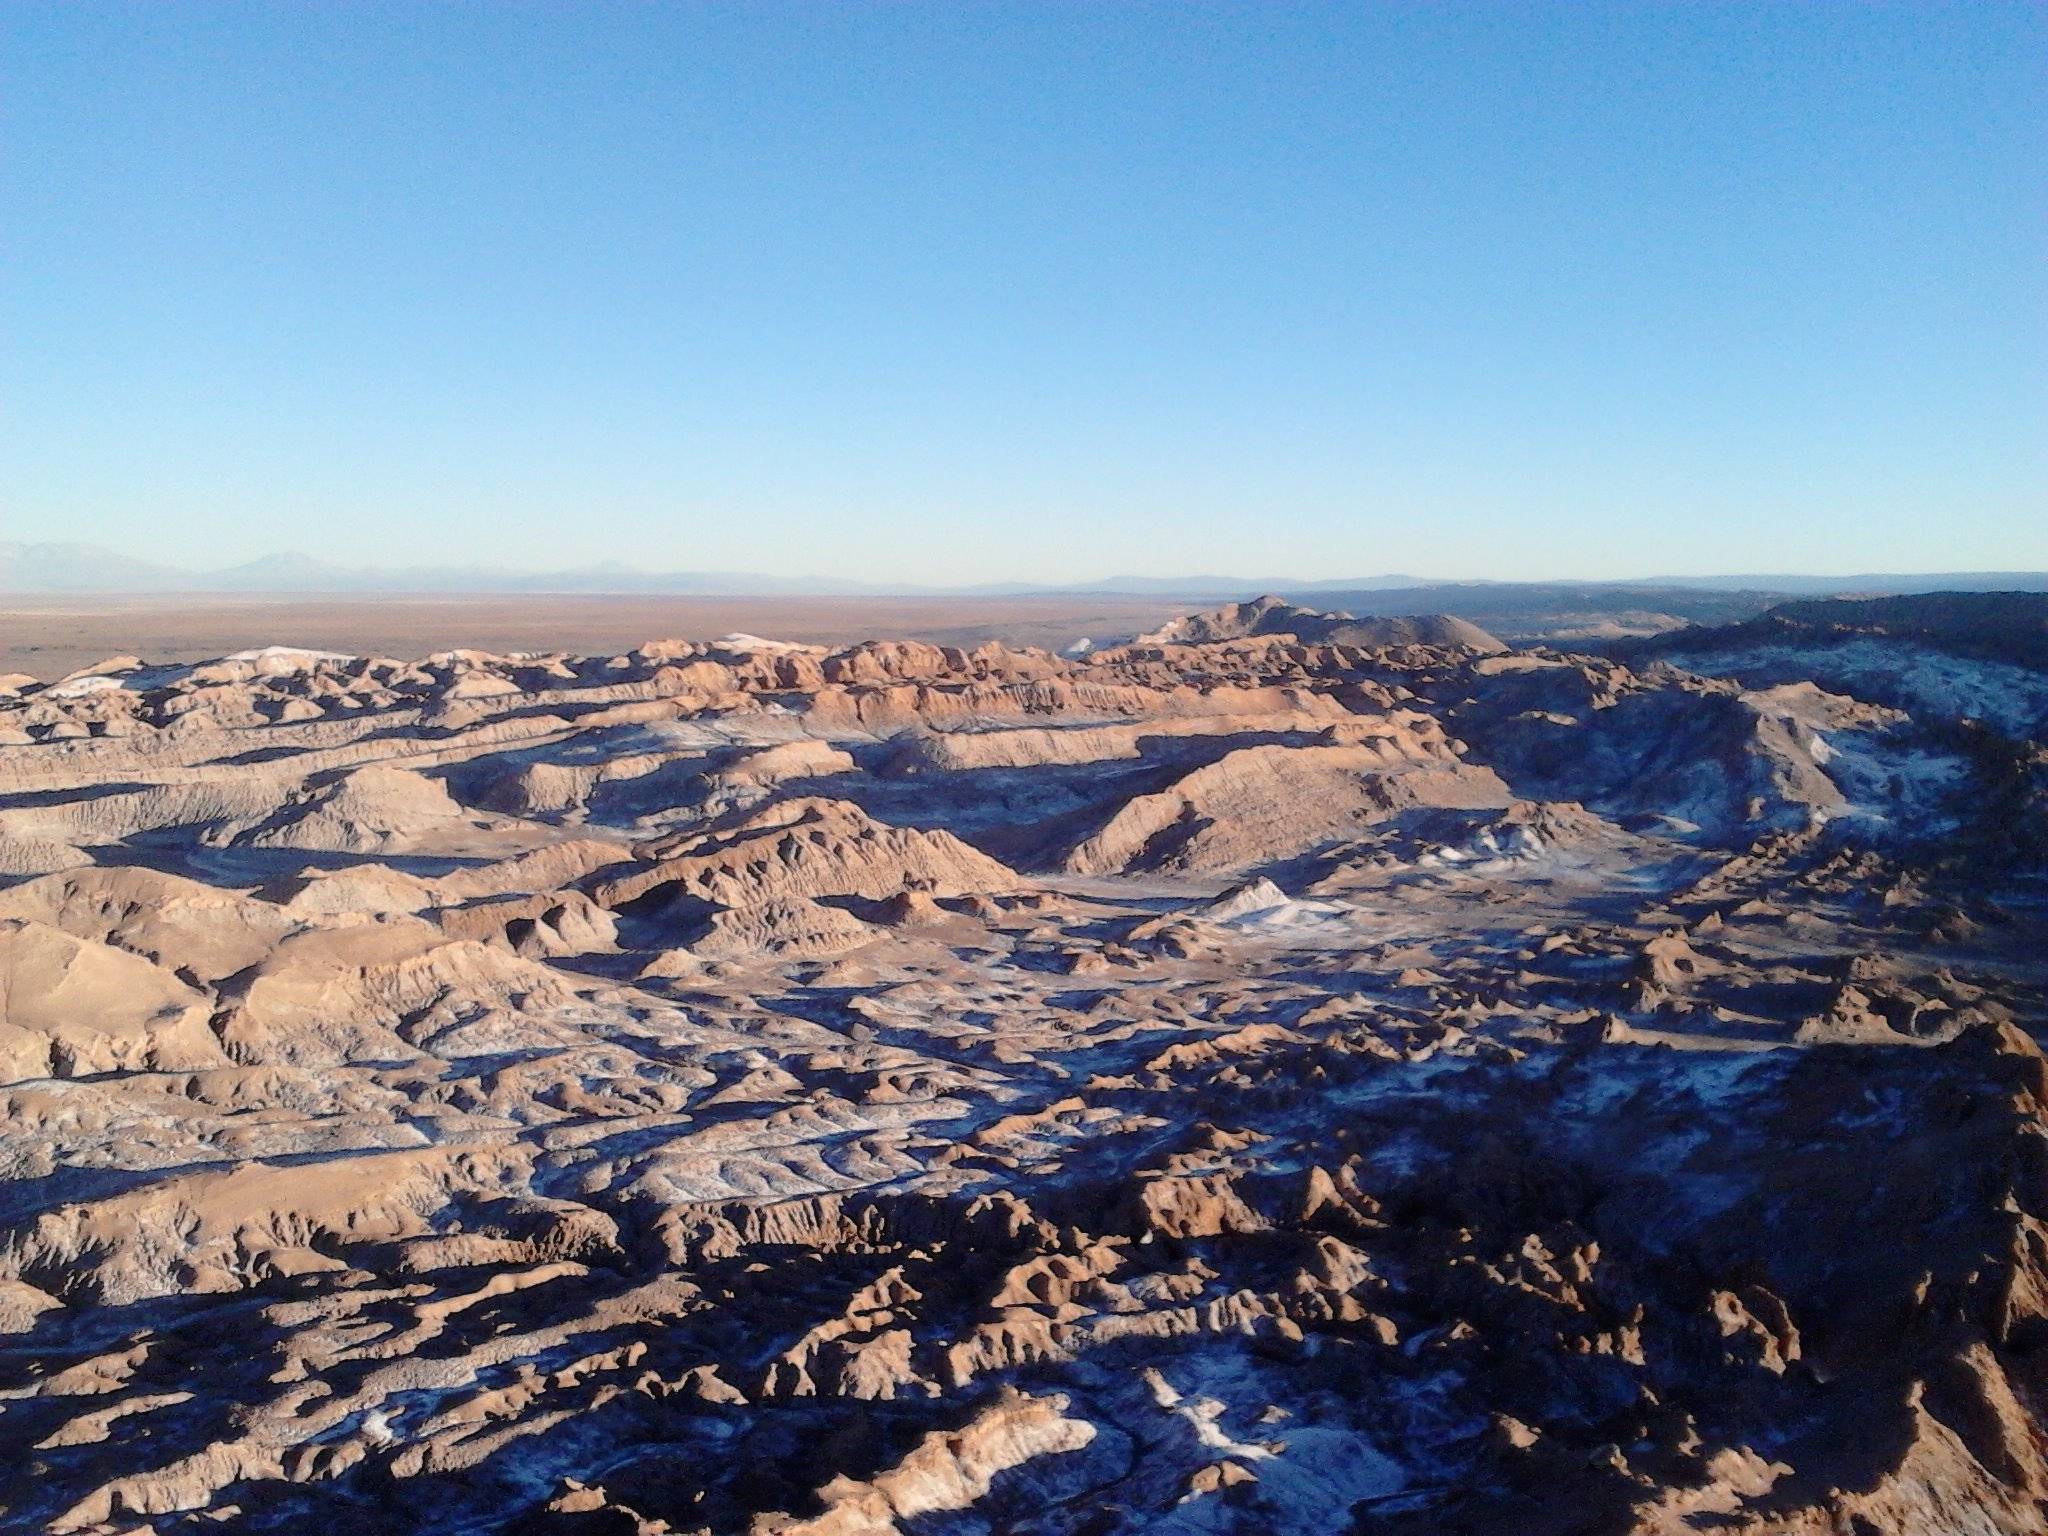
[0,593,1195,682]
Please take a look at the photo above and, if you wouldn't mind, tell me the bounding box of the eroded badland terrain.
[0,592,2044,1535]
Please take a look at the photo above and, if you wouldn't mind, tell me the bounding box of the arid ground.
[0,594,1196,683]
[0,594,2043,1533]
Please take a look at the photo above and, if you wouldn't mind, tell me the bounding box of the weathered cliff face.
[0,611,2040,1534]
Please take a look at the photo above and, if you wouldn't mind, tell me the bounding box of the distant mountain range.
[1,541,2042,601]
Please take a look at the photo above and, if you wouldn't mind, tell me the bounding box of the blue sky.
[5,2,2042,583]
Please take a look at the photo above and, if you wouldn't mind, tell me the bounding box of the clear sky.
[5,2,2043,584]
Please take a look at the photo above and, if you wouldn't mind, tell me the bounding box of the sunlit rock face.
[0,595,2043,1535]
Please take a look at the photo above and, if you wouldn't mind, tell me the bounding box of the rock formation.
[0,600,2039,1533]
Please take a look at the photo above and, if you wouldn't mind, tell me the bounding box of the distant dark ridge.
[1614,590,2048,672]
[1631,570,2048,595]
[1765,591,2048,669]
[1279,583,1788,637]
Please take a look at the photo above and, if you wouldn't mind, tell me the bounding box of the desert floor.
[0,592,1192,680]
